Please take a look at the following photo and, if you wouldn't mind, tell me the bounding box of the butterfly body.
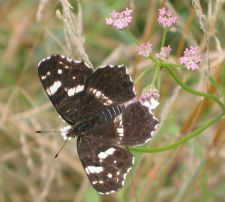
[38,54,159,195]
[67,104,125,138]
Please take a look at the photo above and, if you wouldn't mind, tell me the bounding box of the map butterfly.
[37,54,159,195]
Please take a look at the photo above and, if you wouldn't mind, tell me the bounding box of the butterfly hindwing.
[117,102,159,146]
[92,102,159,146]
[77,135,133,195]
[38,55,92,124]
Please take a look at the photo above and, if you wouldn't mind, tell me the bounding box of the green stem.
[167,67,225,111]
[161,29,168,48]
[151,65,160,86]
[130,112,224,153]
[162,63,184,68]
[148,55,158,63]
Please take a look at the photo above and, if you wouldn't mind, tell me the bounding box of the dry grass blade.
[59,0,93,68]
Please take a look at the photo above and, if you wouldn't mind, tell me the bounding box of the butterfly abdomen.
[95,105,124,123]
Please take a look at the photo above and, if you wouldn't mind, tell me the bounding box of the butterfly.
[37,54,159,195]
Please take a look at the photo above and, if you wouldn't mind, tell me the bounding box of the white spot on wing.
[144,137,151,143]
[118,64,124,68]
[38,58,46,67]
[95,91,102,98]
[84,62,91,68]
[108,173,112,178]
[86,166,104,174]
[125,66,129,74]
[154,123,159,130]
[41,75,46,80]
[114,115,124,137]
[47,71,50,76]
[97,147,116,162]
[127,167,132,173]
[46,81,61,95]
[46,88,51,95]
[105,148,116,155]
[99,65,107,68]
[117,128,124,136]
[85,167,90,175]
[67,85,84,96]
[98,152,108,159]
[67,88,76,96]
[76,85,84,93]
[66,57,72,62]
[57,69,62,74]
[89,88,113,105]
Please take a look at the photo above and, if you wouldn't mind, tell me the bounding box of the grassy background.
[0,0,225,202]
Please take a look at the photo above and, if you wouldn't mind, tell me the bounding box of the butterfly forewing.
[78,65,135,120]
[38,55,92,124]
[77,135,133,195]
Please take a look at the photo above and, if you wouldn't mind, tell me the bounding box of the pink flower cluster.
[180,46,201,70]
[158,7,178,28]
[136,42,152,57]
[105,8,133,30]
[140,88,160,110]
[156,45,172,61]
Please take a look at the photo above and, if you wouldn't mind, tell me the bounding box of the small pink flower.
[105,8,133,30]
[156,45,172,61]
[180,46,201,70]
[136,42,152,57]
[158,7,178,28]
[140,88,160,110]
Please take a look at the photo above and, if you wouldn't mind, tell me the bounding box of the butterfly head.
[59,125,75,139]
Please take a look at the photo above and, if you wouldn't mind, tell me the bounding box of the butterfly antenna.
[54,138,69,158]
[36,130,60,134]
